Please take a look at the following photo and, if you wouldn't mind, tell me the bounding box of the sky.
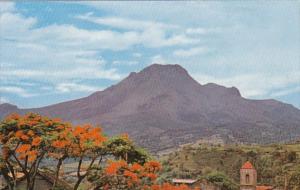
[0,1,299,109]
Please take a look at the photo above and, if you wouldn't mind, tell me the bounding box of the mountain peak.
[203,83,241,97]
[119,64,198,89]
[0,103,19,116]
[141,64,189,76]
[121,63,200,90]
[0,103,18,108]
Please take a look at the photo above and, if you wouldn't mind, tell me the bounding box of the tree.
[47,122,73,189]
[0,113,65,190]
[68,124,107,190]
[105,134,149,164]
[205,171,238,190]
[287,151,297,163]
[288,167,300,190]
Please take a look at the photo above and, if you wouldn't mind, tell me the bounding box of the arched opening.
[246,174,250,184]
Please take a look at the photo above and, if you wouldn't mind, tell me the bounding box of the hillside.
[159,143,300,188]
[1,64,300,152]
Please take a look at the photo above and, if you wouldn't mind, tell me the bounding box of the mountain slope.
[1,64,300,152]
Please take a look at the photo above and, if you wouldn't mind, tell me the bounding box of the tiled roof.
[172,179,198,184]
[241,161,255,169]
[8,172,24,178]
[256,185,273,190]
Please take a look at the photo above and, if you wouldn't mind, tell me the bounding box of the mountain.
[1,64,300,152]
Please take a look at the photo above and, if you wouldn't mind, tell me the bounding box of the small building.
[256,186,274,190]
[172,178,199,187]
[172,178,220,190]
[240,161,274,190]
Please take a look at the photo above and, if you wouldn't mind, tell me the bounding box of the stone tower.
[240,161,257,190]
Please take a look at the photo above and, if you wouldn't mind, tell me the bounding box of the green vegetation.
[204,171,238,190]
[160,143,300,189]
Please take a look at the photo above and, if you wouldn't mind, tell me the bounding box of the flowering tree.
[0,113,150,190]
[69,125,107,190]
[0,113,65,190]
[47,121,72,189]
[88,160,201,190]
[88,160,161,189]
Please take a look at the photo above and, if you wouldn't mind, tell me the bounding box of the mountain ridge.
[1,64,300,152]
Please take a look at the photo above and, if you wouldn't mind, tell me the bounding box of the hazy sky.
[0,1,299,108]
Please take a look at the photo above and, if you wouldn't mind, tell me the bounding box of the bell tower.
[240,161,257,190]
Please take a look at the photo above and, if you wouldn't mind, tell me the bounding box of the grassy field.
[159,142,300,188]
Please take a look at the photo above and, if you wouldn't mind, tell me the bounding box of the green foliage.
[161,143,300,189]
[287,151,297,162]
[105,136,150,164]
[289,168,300,189]
[205,171,238,190]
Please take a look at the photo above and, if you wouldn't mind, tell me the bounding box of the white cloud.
[186,27,221,35]
[112,60,139,66]
[132,53,142,58]
[33,24,142,51]
[77,14,177,31]
[193,71,300,98]
[77,1,221,26]
[0,86,37,97]
[0,2,15,13]
[55,83,101,93]
[0,97,10,104]
[76,14,200,48]
[173,47,211,57]
[0,8,124,84]
[271,86,300,97]
[0,12,37,35]
[186,28,208,35]
[0,68,122,81]
[151,55,168,65]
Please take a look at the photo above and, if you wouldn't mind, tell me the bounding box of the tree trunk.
[26,174,38,190]
[26,156,44,190]
[13,178,17,190]
[26,176,31,190]
[25,175,37,190]
[0,167,14,190]
[73,157,96,190]
[1,172,14,190]
[73,176,84,190]
[52,158,64,189]
[284,174,288,190]
[73,157,83,190]
[5,161,16,190]
[97,155,103,166]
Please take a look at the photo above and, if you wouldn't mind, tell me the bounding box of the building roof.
[256,186,273,190]
[241,161,255,169]
[172,179,198,184]
[8,172,24,178]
